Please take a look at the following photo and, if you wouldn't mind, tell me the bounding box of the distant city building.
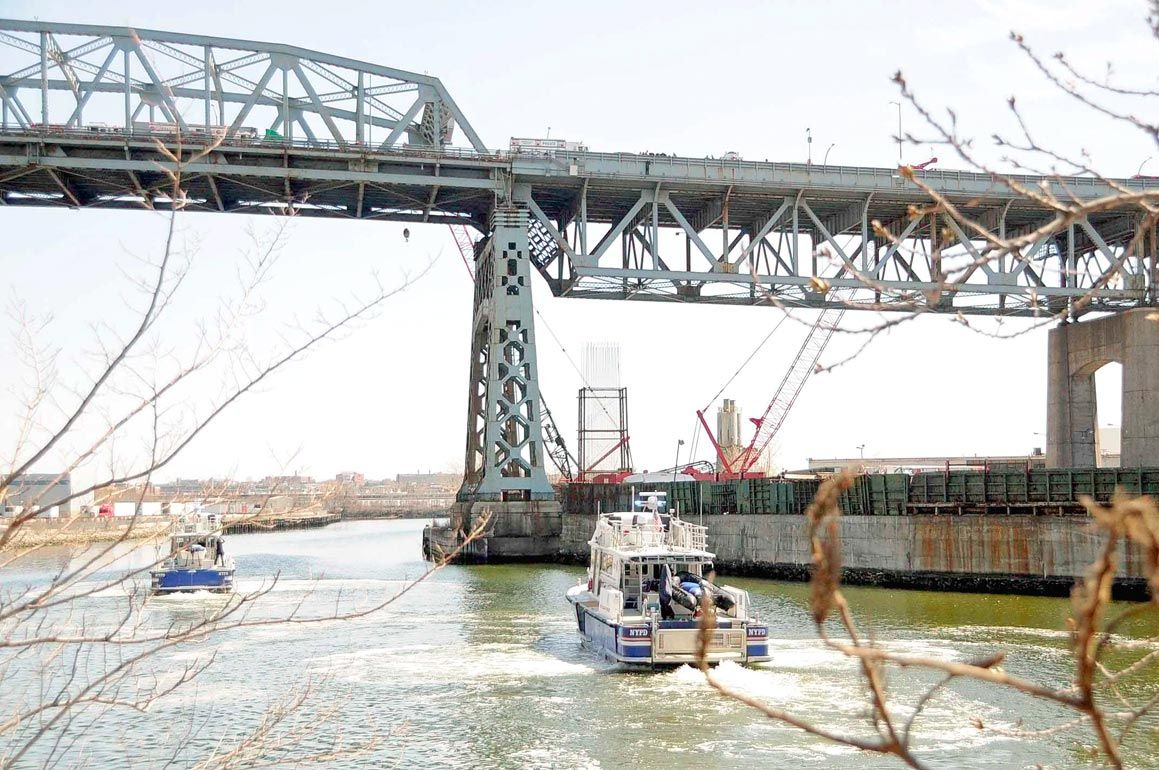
[94,483,163,503]
[155,478,237,498]
[262,475,315,485]
[395,472,459,489]
[256,475,317,494]
[2,473,73,515]
[1097,426,1121,468]
[716,399,745,472]
[335,472,366,486]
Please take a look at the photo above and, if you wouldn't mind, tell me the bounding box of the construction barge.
[426,466,1159,598]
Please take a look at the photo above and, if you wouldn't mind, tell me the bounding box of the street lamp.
[857,443,866,460]
[672,439,685,486]
[888,101,902,165]
[823,143,836,166]
[806,127,812,166]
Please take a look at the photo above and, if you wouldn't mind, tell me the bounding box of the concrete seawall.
[559,512,1145,598]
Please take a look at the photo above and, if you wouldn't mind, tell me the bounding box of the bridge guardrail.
[0,126,508,162]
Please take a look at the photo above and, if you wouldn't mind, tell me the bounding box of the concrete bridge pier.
[1047,308,1159,467]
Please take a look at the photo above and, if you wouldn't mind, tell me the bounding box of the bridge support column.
[444,205,560,560]
[1047,308,1159,467]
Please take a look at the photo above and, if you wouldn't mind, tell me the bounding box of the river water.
[3,518,1159,769]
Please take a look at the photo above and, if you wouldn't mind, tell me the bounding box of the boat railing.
[176,511,221,534]
[592,515,708,551]
[669,519,708,551]
[592,518,666,549]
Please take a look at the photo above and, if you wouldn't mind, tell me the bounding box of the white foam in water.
[147,589,230,603]
[309,641,596,686]
[636,650,1024,761]
[943,624,1072,642]
[763,639,858,670]
[231,576,428,595]
[508,746,600,769]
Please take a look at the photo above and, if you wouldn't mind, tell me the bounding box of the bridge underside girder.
[0,134,497,227]
[519,159,1155,318]
[1,132,1154,318]
[1,17,1154,318]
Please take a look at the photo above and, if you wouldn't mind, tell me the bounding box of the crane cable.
[534,308,620,427]
[700,313,788,413]
[447,227,619,468]
[447,224,617,426]
[687,312,788,469]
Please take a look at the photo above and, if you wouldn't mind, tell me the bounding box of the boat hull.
[568,588,769,667]
[150,567,234,594]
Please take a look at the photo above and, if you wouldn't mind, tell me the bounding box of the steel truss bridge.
[1,20,1155,502]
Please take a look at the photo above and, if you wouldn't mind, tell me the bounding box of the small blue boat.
[150,511,234,595]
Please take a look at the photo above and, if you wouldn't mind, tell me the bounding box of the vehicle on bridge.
[29,121,264,143]
[150,510,234,595]
[566,492,769,667]
[132,122,259,142]
[509,137,588,156]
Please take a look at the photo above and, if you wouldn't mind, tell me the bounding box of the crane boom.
[540,393,578,481]
[734,305,846,473]
[448,224,477,280]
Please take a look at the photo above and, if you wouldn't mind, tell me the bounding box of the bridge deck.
[0,15,1152,317]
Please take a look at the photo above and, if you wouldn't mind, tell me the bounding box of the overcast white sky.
[0,0,1154,484]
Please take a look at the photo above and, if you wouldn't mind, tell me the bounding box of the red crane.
[448,224,477,280]
[698,303,846,476]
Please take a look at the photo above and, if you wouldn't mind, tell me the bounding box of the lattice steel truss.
[0,19,1155,319]
[519,154,1158,318]
[0,19,485,151]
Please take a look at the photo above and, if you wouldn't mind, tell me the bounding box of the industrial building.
[2,473,73,516]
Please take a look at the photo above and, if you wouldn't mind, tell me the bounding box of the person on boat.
[215,537,226,566]
[189,542,206,565]
[658,565,676,620]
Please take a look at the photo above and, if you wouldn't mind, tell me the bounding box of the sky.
[0,0,1154,486]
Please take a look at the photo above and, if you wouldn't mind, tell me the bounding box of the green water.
[2,518,1158,768]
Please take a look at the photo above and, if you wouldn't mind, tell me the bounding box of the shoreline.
[1,519,173,548]
[1,508,448,549]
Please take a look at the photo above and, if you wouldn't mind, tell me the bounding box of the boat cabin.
[167,531,226,568]
[586,509,749,624]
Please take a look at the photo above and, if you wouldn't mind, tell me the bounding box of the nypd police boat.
[565,493,769,667]
[150,511,234,595]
